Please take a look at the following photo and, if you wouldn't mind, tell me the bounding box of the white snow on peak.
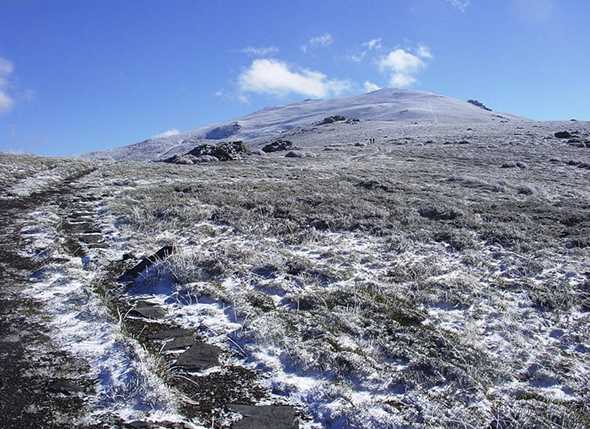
[85,89,524,161]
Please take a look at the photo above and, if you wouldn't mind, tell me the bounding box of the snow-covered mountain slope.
[85,89,527,161]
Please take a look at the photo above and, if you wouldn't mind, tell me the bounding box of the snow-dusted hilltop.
[86,89,525,161]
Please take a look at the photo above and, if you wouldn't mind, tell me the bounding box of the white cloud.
[241,46,279,56]
[378,48,430,88]
[348,53,365,63]
[0,57,14,113]
[302,33,334,53]
[0,92,13,113]
[446,0,470,11]
[348,38,383,63]
[153,129,180,138]
[389,73,416,88]
[363,38,382,51]
[239,58,351,98]
[309,33,334,47]
[379,49,424,74]
[417,44,433,59]
[363,81,381,92]
[0,57,14,77]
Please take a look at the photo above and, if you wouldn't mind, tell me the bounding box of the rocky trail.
[0,168,299,428]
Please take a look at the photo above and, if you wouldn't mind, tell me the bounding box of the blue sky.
[1,0,589,156]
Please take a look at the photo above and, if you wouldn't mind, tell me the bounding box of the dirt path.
[0,169,96,428]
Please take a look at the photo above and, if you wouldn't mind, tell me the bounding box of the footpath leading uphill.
[0,160,300,429]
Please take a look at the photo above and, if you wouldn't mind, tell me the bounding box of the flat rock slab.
[174,341,221,371]
[123,421,193,429]
[162,334,195,351]
[68,212,95,219]
[87,242,109,249]
[64,222,100,234]
[78,233,104,244]
[230,405,299,429]
[146,327,193,341]
[47,379,85,396]
[129,301,166,319]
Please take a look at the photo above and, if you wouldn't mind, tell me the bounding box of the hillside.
[85,89,526,161]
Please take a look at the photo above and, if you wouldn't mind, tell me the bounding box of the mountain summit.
[87,89,524,160]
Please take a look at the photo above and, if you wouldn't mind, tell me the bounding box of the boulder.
[186,141,247,161]
[317,115,346,125]
[355,180,389,191]
[262,139,294,153]
[467,99,493,111]
[554,131,573,139]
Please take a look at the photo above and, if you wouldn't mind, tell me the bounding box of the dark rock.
[162,335,195,351]
[467,99,492,111]
[68,211,94,219]
[64,222,100,234]
[554,131,572,139]
[87,243,109,249]
[317,115,346,125]
[47,380,85,395]
[124,422,151,429]
[262,139,294,153]
[174,341,221,371]
[78,233,104,244]
[119,246,175,283]
[501,162,517,168]
[443,140,470,145]
[186,141,247,161]
[516,162,527,169]
[147,327,193,341]
[129,301,166,320]
[418,206,461,221]
[355,180,389,192]
[230,405,298,429]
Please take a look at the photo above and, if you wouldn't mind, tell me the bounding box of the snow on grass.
[18,202,203,428]
[106,212,590,427]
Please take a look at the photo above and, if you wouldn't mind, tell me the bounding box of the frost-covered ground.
[1,120,590,428]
